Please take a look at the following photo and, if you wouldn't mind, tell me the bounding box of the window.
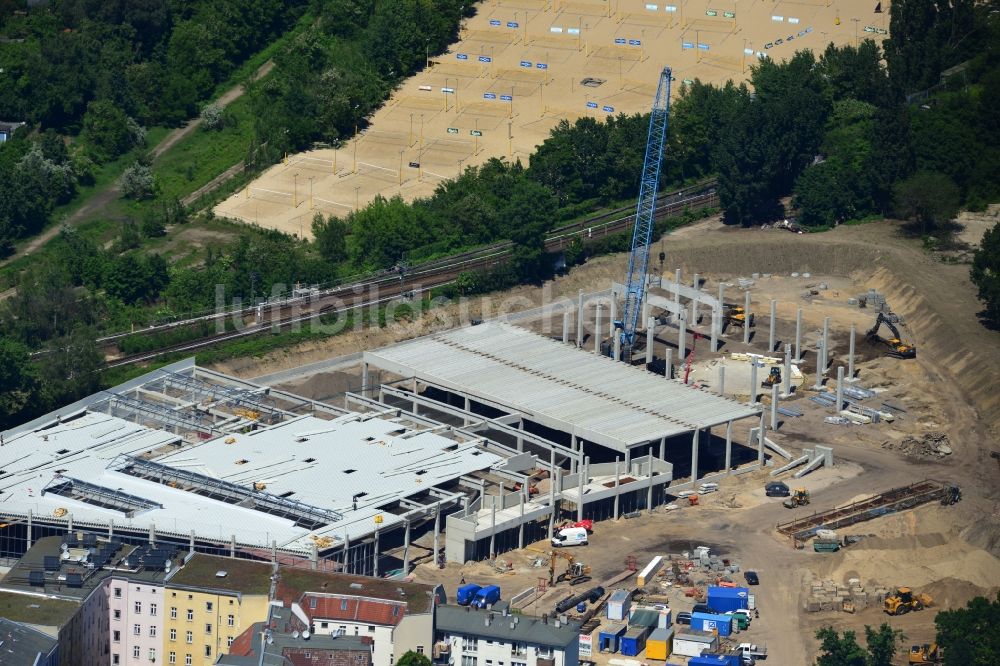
[113,630,121,643]
[340,599,348,611]
[367,626,375,633]
[114,610,122,620]
[204,645,212,658]
[227,636,234,648]
[512,661,527,666]
[136,586,141,592]
[135,601,142,614]
[150,603,157,617]
[133,624,142,636]
[149,626,157,638]
[133,646,141,659]
[513,644,527,657]
[227,614,235,627]
[354,626,359,636]
[310,597,317,609]
[392,606,399,617]
[149,649,156,662]
[205,601,213,612]
[115,587,123,598]
[185,656,192,666]
[461,657,477,666]
[485,660,493,666]
[168,653,176,665]
[536,648,553,659]
[462,638,478,653]
[113,655,120,665]
[417,646,425,655]
[170,629,177,641]
[186,631,193,644]
[205,623,212,635]
[339,626,347,635]
[170,606,177,619]
[186,609,193,621]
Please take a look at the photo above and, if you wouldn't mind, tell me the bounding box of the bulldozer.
[762,367,781,388]
[908,643,942,664]
[866,311,917,359]
[883,587,933,615]
[549,550,591,586]
[782,488,810,509]
[725,306,755,330]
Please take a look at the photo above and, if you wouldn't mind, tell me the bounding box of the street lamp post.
[354,186,361,211]
[293,172,299,207]
[309,176,314,210]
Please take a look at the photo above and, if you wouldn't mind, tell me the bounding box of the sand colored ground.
[216,0,889,236]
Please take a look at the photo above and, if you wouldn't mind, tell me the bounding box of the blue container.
[705,587,750,613]
[598,623,627,653]
[688,656,741,666]
[620,626,650,656]
[576,602,587,612]
[456,584,482,605]
[690,612,733,637]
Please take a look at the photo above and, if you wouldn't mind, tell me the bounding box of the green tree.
[312,213,348,263]
[82,100,132,162]
[935,594,1000,665]
[893,172,961,234]
[865,623,905,666]
[815,627,867,666]
[0,337,43,430]
[395,651,431,666]
[971,221,1000,325]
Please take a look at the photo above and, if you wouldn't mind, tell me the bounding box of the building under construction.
[0,324,763,573]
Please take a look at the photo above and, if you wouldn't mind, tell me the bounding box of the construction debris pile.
[805,577,891,613]
[640,547,745,597]
[852,289,889,311]
[882,432,953,458]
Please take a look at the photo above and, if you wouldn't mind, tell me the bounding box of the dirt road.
[0,60,274,268]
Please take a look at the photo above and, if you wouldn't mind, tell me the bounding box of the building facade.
[434,606,580,666]
[109,577,166,666]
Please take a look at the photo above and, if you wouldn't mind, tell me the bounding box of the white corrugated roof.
[365,323,760,452]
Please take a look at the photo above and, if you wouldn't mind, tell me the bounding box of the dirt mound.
[278,371,357,402]
[920,577,998,610]
[961,515,1000,559]
[881,432,953,458]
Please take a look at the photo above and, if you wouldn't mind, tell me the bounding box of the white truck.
[738,643,767,659]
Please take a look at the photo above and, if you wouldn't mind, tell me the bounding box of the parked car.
[471,585,501,609]
[692,602,718,615]
[765,481,790,497]
[675,611,692,625]
[551,526,588,547]
[744,570,760,585]
[698,482,719,494]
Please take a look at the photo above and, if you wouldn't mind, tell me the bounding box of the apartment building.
[434,605,580,666]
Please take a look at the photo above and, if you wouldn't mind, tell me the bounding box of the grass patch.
[843,214,883,226]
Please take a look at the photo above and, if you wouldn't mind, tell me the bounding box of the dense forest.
[1,0,998,431]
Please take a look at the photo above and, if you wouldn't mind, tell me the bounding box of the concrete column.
[782,343,792,398]
[577,457,587,521]
[594,304,602,354]
[570,434,577,474]
[647,457,655,514]
[710,308,719,351]
[230,534,236,558]
[724,420,733,473]
[576,290,584,347]
[613,333,621,362]
[749,361,758,406]
[768,299,777,351]
[489,502,497,558]
[642,289,651,328]
[677,310,686,361]
[67,513,72,533]
[361,362,370,395]
[403,519,411,573]
[189,530,195,555]
[149,524,156,546]
[548,449,556,538]
[718,282,725,313]
[625,446,632,468]
[690,428,700,487]
[311,542,318,570]
[108,519,114,540]
[743,290,752,344]
[757,413,766,467]
[794,308,803,362]
[821,316,830,374]
[847,324,857,382]
[562,312,569,344]
[665,348,673,379]
[836,366,845,413]
[272,540,277,564]
[343,531,351,574]
[771,384,779,430]
[646,317,655,365]
[26,510,32,549]
[516,419,524,452]
[691,273,700,322]
[433,504,441,567]
[718,364,725,396]
[373,524,380,577]
[610,293,617,331]
[659,436,666,461]
[613,458,621,519]
[518,493,525,549]
[674,268,682,292]
[464,396,471,426]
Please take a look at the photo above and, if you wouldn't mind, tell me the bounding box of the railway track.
[106,183,718,367]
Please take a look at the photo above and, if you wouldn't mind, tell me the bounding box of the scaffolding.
[97,393,220,436]
[42,476,163,518]
[110,455,343,529]
[150,371,287,424]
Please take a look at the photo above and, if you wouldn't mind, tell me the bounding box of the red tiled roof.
[228,623,260,657]
[302,593,407,627]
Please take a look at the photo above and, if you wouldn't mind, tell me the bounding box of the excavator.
[908,643,942,664]
[725,306,754,330]
[761,367,781,388]
[548,550,592,586]
[866,312,917,359]
[883,587,933,615]
[782,488,810,509]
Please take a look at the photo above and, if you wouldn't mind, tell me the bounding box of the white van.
[551,527,588,547]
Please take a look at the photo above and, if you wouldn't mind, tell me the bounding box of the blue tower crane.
[616,66,673,358]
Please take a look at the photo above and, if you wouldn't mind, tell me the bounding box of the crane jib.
[618,66,672,353]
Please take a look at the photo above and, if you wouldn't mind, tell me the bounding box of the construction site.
[214,0,888,237]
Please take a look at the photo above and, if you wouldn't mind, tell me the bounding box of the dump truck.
[884,587,933,615]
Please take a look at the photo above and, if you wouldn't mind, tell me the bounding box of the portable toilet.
[688,655,741,666]
[620,625,651,657]
[690,612,733,637]
[607,589,632,621]
[598,624,628,653]
[645,627,675,660]
[706,586,750,613]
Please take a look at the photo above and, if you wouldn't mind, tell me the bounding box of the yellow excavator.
[884,587,933,615]
[782,488,810,509]
[908,643,942,664]
[866,312,917,359]
[548,550,591,586]
[725,306,754,330]
[762,367,781,388]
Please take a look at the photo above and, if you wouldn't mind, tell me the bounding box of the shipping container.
[629,608,661,628]
[645,627,675,660]
[607,589,632,621]
[706,586,751,613]
[598,624,628,653]
[687,655,741,666]
[620,625,651,656]
[672,631,719,658]
[690,612,733,637]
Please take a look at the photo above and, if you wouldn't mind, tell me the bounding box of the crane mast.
[617,66,672,358]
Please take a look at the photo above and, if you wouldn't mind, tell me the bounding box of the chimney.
[554,619,561,628]
[484,616,490,627]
